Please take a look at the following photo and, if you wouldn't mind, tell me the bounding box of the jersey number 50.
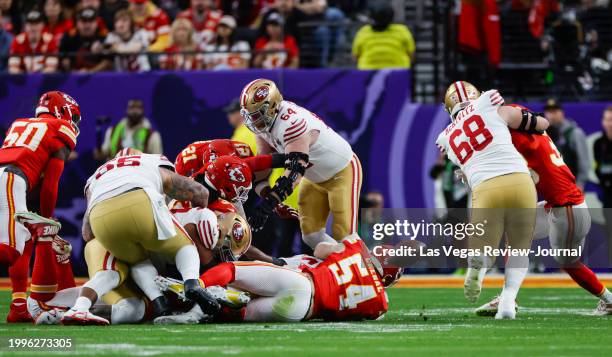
[3,122,48,151]
[449,115,493,164]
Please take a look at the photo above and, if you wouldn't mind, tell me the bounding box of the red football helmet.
[370,244,403,288]
[202,139,238,164]
[35,91,82,134]
[203,156,252,203]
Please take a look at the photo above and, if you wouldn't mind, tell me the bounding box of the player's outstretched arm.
[160,168,209,208]
[498,105,549,133]
[40,147,70,218]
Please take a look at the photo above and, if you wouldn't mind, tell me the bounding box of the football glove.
[248,194,279,232]
[273,203,299,220]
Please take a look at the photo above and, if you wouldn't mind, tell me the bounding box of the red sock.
[30,240,57,301]
[55,259,76,291]
[563,261,605,296]
[0,244,21,266]
[200,262,235,287]
[8,240,32,300]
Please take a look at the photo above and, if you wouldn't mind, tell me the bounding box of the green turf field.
[0,288,610,356]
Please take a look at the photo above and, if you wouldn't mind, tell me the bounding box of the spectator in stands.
[8,10,58,74]
[0,10,13,71]
[260,0,304,42]
[544,99,590,189]
[352,1,415,70]
[593,106,612,261]
[253,13,299,68]
[129,0,171,51]
[177,0,222,45]
[104,9,150,71]
[99,0,129,31]
[59,7,111,72]
[43,0,74,42]
[579,0,612,72]
[95,99,163,160]
[203,15,249,69]
[218,0,261,27]
[0,0,21,34]
[158,18,203,70]
[80,0,110,32]
[295,0,346,67]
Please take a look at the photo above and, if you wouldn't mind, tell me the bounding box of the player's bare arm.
[160,168,209,208]
[498,105,549,132]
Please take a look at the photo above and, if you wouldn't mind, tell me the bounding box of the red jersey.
[132,3,170,43]
[302,236,388,321]
[0,115,77,189]
[254,36,299,68]
[177,8,221,33]
[175,139,254,177]
[8,32,58,73]
[511,130,584,207]
[169,198,236,214]
[158,45,204,70]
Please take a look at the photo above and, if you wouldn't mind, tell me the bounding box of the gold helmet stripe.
[454,81,468,103]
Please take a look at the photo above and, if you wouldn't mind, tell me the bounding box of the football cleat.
[61,309,109,326]
[153,305,206,325]
[6,299,33,323]
[35,308,66,325]
[593,300,612,316]
[14,212,61,241]
[464,266,484,303]
[155,276,187,301]
[52,236,72,263]
[206,285,251,309]
[184,279,221,317]
[475,296,519,317]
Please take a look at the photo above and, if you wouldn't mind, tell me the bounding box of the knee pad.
[111,298,145,324]
[302,229,337,250]
[272,289,312,322]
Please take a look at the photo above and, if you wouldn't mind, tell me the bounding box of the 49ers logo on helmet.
[253,86,269,103]
[228,167,246,183]
[232,222,244,242]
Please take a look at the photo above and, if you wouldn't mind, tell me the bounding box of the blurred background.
[0,0,611,275]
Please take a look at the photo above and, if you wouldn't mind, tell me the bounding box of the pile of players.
[0,79,401,325]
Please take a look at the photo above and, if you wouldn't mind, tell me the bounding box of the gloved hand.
[274,204,299,220]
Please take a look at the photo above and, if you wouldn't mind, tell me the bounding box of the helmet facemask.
[241,102,275,134]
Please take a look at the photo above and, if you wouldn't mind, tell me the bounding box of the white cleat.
[35,308,65,325]
[155,276,187,301]
[495,298,517,320]
[475,296,518,317]
[464,266,484,303]
[206,285,251,309]
[593,300,612,316]
[154,305,205,325]
[61,309,109,326]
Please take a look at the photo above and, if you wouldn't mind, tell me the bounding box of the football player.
[0,91,80,322]
[436,81,549,319]
[155,234,400,324]
[476,111,612,316]
[70,148,221,324]
[175,139,254,177]
[239,79,361,248]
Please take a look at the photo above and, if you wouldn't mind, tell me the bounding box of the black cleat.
[151,296,171,319]
[184,279,221,317]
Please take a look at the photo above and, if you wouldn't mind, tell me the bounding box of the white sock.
[500,255,529,306]
[175,245,201,281]
[83,270,120,299]
[303,229,336,250]
[131,260,163,301]
[72,296,93,312]
[600,288,612,303]
[46,287,81,308]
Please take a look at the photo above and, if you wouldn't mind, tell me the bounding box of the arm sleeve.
[40,157,65,218]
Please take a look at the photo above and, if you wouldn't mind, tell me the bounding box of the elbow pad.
[519,109,545,134]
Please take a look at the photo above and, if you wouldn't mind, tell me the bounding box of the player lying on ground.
[436,81,549,319]
[0,91,80,322]
[28,205,252,325]
[154,234,402,324]
[475,117,612,316]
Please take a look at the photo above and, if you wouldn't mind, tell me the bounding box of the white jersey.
[85,154,177,240]
[259,101,353,183]
[172,207,219,250]
[435,90,529,189]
